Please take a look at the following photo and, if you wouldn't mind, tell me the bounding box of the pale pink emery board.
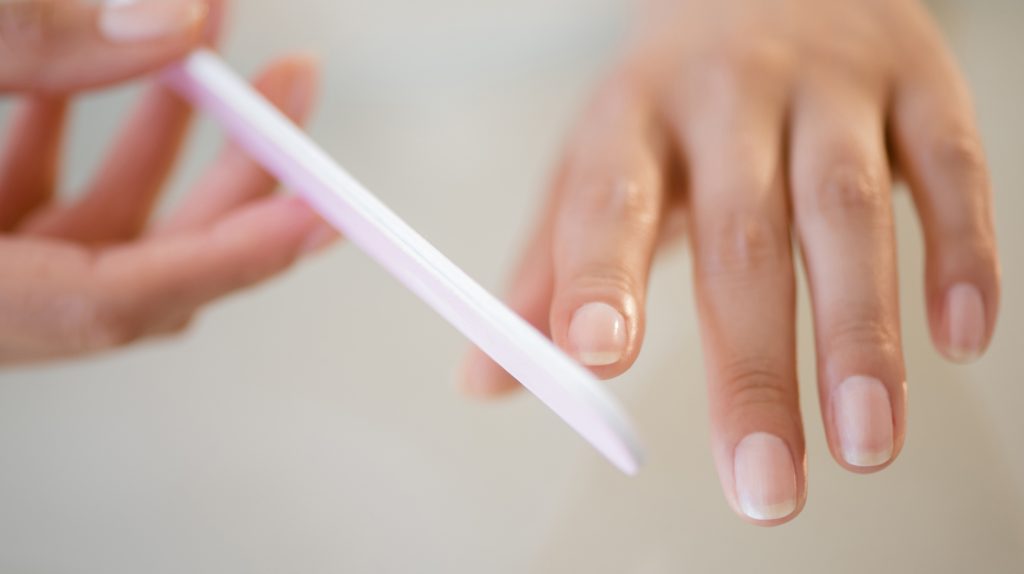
[161,50,644,474]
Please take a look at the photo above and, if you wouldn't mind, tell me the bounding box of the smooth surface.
[833,376,895,468]
[0,0,1022,572]
[733,432,799,521]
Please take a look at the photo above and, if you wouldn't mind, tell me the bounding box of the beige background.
[1,0,1022,572]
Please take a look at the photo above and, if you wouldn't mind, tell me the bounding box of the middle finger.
[789,76,906,472]
[679,62,804,525]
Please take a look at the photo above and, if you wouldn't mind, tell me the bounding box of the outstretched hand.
[463,0,1000,525]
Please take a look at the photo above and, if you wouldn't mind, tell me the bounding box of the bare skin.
[0,0,336,364]
[463,0,1000,525]
[0,0,1001,527]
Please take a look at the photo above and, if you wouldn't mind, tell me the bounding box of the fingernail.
[945,283,987,363]
[734,433,798,521]
[833,376,894,468]
[301,221,338,254]
[568,302,627,367]
[100,0,207,44]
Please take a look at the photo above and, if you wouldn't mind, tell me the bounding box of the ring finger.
[790,77,907,472]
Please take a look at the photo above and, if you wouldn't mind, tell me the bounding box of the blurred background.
[1,0,1022,572]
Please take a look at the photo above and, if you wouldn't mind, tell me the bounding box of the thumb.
[0,0,208,94]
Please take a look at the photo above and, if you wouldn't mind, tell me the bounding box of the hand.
[1,0,207,92]
[0,0,336,364]
[462,0,1000,525]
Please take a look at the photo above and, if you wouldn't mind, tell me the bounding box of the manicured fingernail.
[568,302,626,367]
[833,376,894,468]
[945,283,986,363]
[301,221,339,254]
[100,0,207,44]
[734,433,798,521]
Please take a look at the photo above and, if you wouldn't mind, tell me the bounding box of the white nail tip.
[740,500,798,522]
[843,448,894,468]
[947,346,982,364]
[578,351,623,367]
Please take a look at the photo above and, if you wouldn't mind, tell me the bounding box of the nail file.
[161,49,645,474]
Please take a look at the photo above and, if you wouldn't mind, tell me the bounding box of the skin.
[0,0,337,364]
[463,0,1001,525]
[0,0,1001,527]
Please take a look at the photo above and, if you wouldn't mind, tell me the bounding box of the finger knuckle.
[697,210,789,280]
[64,295,142,352]
[693,41,789,100]
[928,130,988,186]
[588,72,652,116]
[826,316,899,356]
[580,178,662,229]
[709,43,771,77]
[563,262,641,302]
[805,164,888,223]
[719,357,794,411]
[700,54,755,103]
[937,213,996,252]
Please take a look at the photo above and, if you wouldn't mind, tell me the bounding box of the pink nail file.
[161,49,644,474]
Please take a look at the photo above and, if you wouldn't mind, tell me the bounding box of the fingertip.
[300,220,341,256]
[252,55,321,123]
[277,195,323,231]
[218,195,319,248]
[262,52,322,85]
[280,51,323,73]
[194,195,323,285]
[5,0,209,93]
[202,0,229,46]
[458,349,521,399]
[285,56,321,123]
[734,501,803,527]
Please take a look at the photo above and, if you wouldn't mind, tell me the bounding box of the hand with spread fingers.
[463,0,1000,525]
[0,0,336,364]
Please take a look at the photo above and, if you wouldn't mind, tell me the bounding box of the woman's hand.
[0,0,335,364]
[1,0,208,92]
[463,0,1000,525]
